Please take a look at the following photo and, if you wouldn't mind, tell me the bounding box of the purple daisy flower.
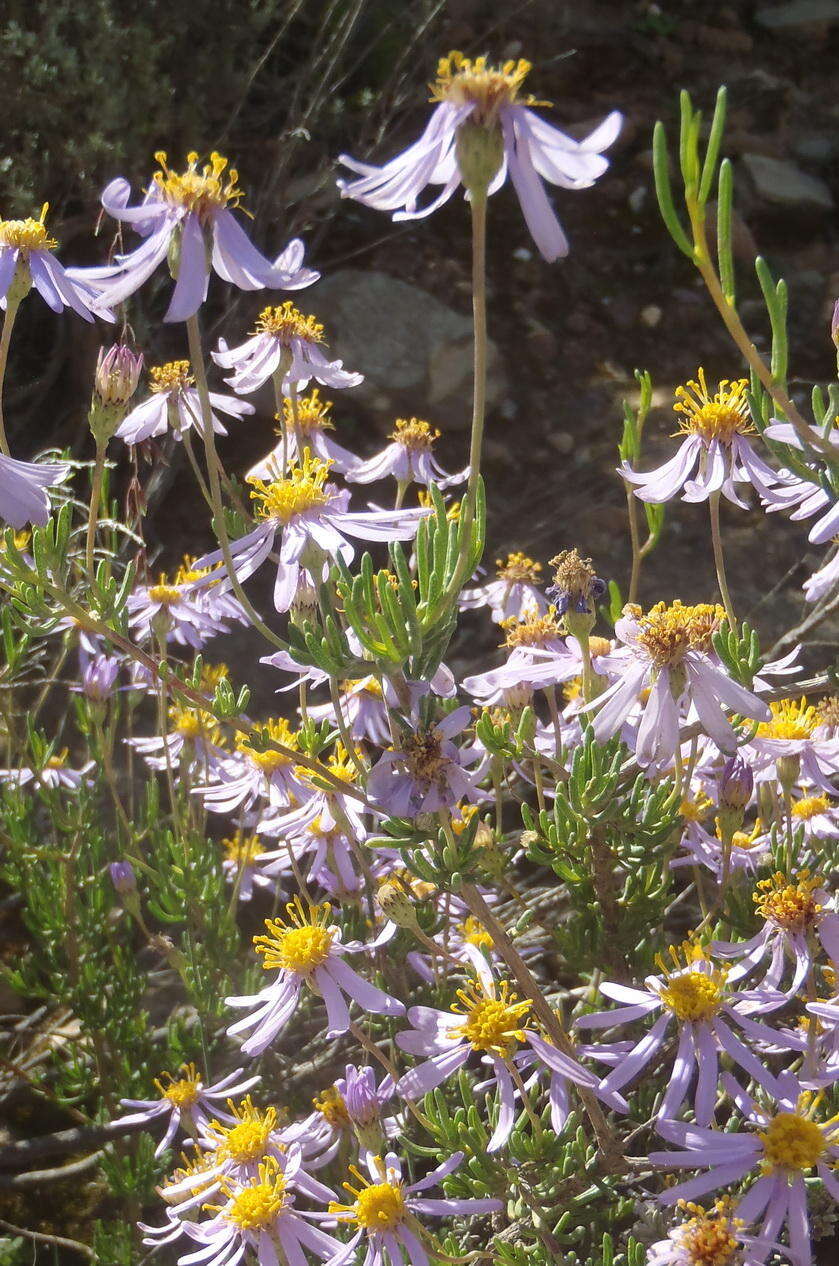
[347,418,467,492]
[576,943,787,1126]
[338,51,621,262]
[190,450,427,614]
[460,551,548,624]
[650,1071,839,1266]
[226,899,403,1056]
[246,389,361,480]
[587,601,769,771]
[324,1150,501,1266]
[214,304,362,395]
[80,151,318,321]
[646,1199,789,1266]
[621,370,783,508]
[0,206,111,320]
[115,1062,259,1158]
[366,706,485,818]
[115,358,253,445]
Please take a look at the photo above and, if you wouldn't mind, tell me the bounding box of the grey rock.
[741,153,834,210]
[792,133,837,165]
[755,0,839,29]
[304,269,505,430]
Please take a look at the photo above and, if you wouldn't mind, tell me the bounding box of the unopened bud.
[375,876,418,929]
[831,299,839,349]
[342,1066,380,1129]
[776,753,800,794]
[718,755,754,811]
[109,860,136,895]
[90,344,144,444]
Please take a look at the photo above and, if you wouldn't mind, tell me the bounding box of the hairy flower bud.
[90,344,144,445]
[718,755,753,811]
[375,876,418,930]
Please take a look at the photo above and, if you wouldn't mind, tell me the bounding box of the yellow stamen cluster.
[44,748,69,770]
[254,898,335,976]
[675,1201,741,1266]
[726,823,763,853]
[502,607,561,649]
[759,1097,831,1173]
[340,675,383,698]
[154,1062,202,1109]
[656,944,727,1022]
[147,571,183,605]
[249,449,332,523]
[816,695,839,729]
[755,697,819,741]
[390,417,440,449]
[791,793,831,821]
[277,388,334,435]
[418,488,461,520]
[255,302,324,343]
[207,1097,278,1165]
[0,204,56,251]
[222,831,264,866]
[450,978,531,1056]
[754,871,821,933]
[237,716,299,774]
[174,554,212,585]
[149,360,193,394]
[632,600,726,667]
[496,551,542,584]
[313,1085,350,1129]
[330,1163,407,1231]
[153,151,243,217]
[168,704,223,745]
[217,1158,286,1231]
[673,368,752,444]
[458,915,493,950]
[431,51,538,122]
[402,728,448,784]
[680,793,714,823]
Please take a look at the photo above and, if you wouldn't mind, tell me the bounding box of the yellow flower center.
[502,607,562,648]
[402,728,448,783]
[237,717,299,774]
[211,1098,277,1164]
[330,1166,408,1232]
[174,554,213,585]
[249,449,332,523]
[677,1203,741,1266]
[459,915,493,950]
[153,151,243,218]
[277,388,334,435]
[254,899,335,975]
[754,871,821,933]
[656,944,727,1021]
[816,695,839,728]
[756,697,819,741]
[496,551,542,584]
[681,793,713,823]
[389,417,440,449]
[168,705,222,744]
[632,600,726,667]
[149,360,193,394]
[791,794,831,821]
[313,1086,350,1129]
[340,675,383,698]
[0,204,57,251]
[222,1162,286,1231]
[760,1112,826,1172]
[431,51,538,122]
[45,748,69,770]
[255,302,324,343]
[223,832,264,865]
[155,1062,202,1109]
[147,576,183,605]
[673,368,752,444]
[451,979,531,1056]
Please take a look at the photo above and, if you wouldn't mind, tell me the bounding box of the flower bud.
[776,753,800,794]
[90,344,144,445]
[81,653,120,702]
[718,755,754,811]
[109,860,136,894]
[375,875,418,930]
[831,299,839,349]
[342,1066,380,1129]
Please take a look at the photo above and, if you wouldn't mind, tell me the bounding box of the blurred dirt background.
[3,0,839,674]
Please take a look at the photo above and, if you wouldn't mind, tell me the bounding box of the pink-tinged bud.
[718,755,753,811]
[832,299,839,349]
[95,344,144,406]
[109,860,136,894]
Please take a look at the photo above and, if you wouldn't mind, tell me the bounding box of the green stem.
[0,298,22,455]
[85,440,108,576]
[708,491,736,626]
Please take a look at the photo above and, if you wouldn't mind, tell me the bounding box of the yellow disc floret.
[222,831,264,866]
[207,1096,278,1164]
[254,897,335,976]
[755,697,819,741]
[154,1062,202,1110]
[153,151,243,218]
[673,368,752,445]
[0,204,57,251]
[249,449,332,523]
[791,794,831,821]
[277,389,334,436]
[496,551,542,584]
[149,360,194,394]
[656,944,727,1022]
[754,871,821,933]
[255,302,324,344]
[237,716,299,774]
[675,1201,741,1266]
[313,1085,351,1130]
[450,978,531,1056]
[330,1162,407,1232]
[431,51,539,122]
[217,1158,286,1230]
[502,607,562,649]
[390,417,440,449]
[759,1096,831,1173]
[632,600,726,667]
